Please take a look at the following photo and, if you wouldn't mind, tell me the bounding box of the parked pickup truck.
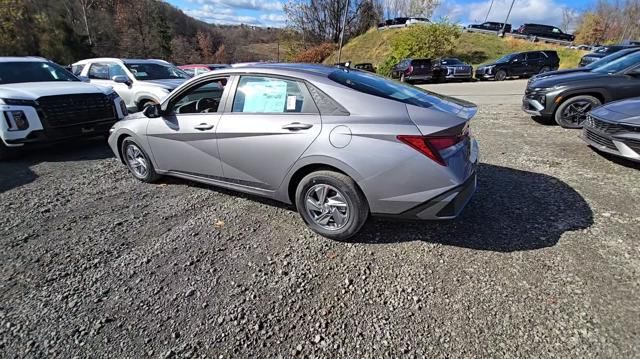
[0,57,127,159]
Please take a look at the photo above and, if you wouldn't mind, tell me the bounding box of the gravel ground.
[1,103,639,358]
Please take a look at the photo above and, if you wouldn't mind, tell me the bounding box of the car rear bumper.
[379,171,477,220]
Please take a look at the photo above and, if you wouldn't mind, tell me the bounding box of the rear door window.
[232,76,316,114]
[527,52,542,60]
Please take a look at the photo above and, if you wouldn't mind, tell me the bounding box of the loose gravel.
[1,104,639,358]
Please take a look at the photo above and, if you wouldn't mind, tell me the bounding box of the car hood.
[141,79,187,90]
[592,98,640,125]
[0,81,112,100]
[531,68,588,81]
[477,62,499,69]
[529,71,612,89]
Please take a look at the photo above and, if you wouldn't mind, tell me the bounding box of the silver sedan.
[108,64,479,240]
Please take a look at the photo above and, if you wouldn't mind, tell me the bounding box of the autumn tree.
[574,12,605,44]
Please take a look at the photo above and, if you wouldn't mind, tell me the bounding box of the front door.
[146,77,230,178]
[216,75,322,191]
[509,53,528,76]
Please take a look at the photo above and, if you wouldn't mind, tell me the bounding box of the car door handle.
[282,122,313,130]
[194,123,214,131]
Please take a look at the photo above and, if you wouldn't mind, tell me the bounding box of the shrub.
[292,43,336,63]
[378,23,461,76]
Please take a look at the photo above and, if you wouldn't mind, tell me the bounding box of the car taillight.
[405,65,413,75]
[397,131,467,166]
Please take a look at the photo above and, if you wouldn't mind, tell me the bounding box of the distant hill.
[323,28,585,69]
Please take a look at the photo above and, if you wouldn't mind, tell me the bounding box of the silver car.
[108,64,479,240]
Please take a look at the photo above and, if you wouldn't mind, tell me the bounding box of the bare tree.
[561,8,575,32]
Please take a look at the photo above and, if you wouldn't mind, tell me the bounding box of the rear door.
[216,75,321,191]
[525,52,544,74]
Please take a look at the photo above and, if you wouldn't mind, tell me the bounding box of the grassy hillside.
[324,29,585,69]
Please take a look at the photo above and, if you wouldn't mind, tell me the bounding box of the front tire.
[295,171,369,241]
[495,70,507,81]
[121,137,161,183]
[554,95,601,129]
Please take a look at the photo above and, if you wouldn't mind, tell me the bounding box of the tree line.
[0,0,282,65]
[573,0,640,45]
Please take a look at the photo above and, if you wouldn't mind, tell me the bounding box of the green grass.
[324,29,585,69]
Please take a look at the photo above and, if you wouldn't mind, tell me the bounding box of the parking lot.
[1,81,639,358]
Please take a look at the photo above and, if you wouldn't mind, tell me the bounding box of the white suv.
[72,58,189,112]
[0,57,127,159]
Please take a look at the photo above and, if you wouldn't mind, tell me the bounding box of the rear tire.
[554,95,601,129]
[495,70,507,81]
[539,66,550,74]
[295,171,369,241]
[121,137,161,183]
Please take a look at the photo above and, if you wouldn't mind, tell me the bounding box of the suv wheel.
[495,70,507,81]
[539,66,550,74]
[554,95,602,129]
[121,137,161,182]
[295,170,369,241]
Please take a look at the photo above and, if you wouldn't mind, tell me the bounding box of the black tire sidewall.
[540,66,550,74]
[554,96,601,129]
[295,171,369,241]
[496,70,506,81]
[121,138,159,182]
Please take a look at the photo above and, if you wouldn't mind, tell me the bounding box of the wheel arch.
[278,157,366,207]
[551,89,608,115]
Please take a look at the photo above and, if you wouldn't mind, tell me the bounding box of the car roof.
[208,63,337,77]
[73,58,171,65]
[0,56,50,63]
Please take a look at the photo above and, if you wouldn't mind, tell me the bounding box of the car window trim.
[163,74,233,115]
[225,73,320,115]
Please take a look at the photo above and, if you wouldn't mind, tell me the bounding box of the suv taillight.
[398,130,468,166]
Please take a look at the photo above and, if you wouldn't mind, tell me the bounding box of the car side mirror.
[143,103,163,118]
[112,75,131,85]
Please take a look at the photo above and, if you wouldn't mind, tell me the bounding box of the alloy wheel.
[125,143,149,178]
[561,100,595,126]
[304,184,350,231]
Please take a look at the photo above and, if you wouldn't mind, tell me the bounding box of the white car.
[72,58,190,112]
[0,57,127,159]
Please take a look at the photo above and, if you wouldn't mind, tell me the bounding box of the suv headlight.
[485,65,495,74]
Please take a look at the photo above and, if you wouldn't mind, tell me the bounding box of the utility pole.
[484,0,494,22]
[337,0,350,64]
[500,0,516,35]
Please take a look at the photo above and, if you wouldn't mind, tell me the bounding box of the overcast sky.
[167,0,591,29]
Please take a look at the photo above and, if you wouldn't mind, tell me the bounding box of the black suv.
[579,45,639,66]
[475,51,560,81]
[523,50,640,128]
[391,58,443,83]
[515,24,575,41]
[468,21,511,33]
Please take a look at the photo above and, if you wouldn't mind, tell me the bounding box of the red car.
[177,64,230,76]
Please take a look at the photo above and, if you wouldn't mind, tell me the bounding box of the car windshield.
[125,62,190,80]
[441,58,463,65]
[495,54,514,63]
[592,51,640,74]
[329,69,444,108]
[587,49,639,69]
[0,61,78,84]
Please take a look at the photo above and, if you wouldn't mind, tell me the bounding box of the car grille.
[584,115,629,135]
[37,94,115,129]
[623,138,640,153]
[452,66,471,74]
[584,128,617,150]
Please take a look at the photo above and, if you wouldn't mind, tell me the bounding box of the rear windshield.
[593,50,640,74]
[0,61,78,84]
[587,49,639,69]
[328,69,445,108]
